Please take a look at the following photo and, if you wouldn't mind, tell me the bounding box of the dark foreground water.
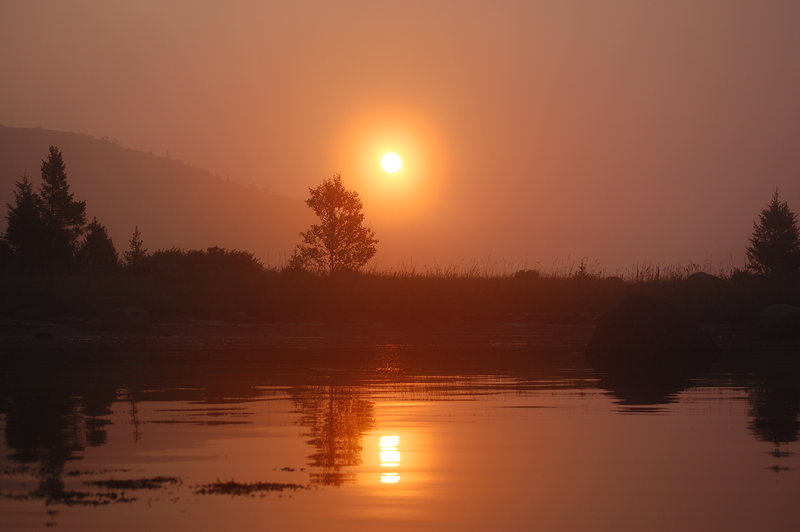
[1,323,798,531]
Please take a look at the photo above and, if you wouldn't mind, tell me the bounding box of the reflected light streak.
[380,450,400,465]
[380,473,401,484]
[379,435,401,483]
[380,435,400,447]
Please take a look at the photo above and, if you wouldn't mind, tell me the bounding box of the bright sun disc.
[381,152,402,173]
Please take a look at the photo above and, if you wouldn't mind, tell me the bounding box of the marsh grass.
[87,477,181,490]
[0,260,795,324]
[194,480,309,496]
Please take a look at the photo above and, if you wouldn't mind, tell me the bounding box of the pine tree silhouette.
[4,173,48,270]
[39,146,86,268]
[746,190,800,276]
[76,218,119,271]
[0,238,11,270]
[124,226,148,267]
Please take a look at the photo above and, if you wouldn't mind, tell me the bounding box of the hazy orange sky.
[2,1,800,271]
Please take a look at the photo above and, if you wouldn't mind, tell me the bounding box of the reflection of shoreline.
[381,472,400,484]
[2,337,799,495]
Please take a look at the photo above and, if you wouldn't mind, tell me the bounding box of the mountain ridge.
[0,125,311,265]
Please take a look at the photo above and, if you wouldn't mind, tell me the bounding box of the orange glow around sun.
[335,108,447,221]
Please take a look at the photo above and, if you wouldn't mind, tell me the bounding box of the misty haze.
[3,2,799,270]
[2,2,800,531]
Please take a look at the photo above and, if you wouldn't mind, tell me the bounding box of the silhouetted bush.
[140,247,264,277]
[117,247,271,318]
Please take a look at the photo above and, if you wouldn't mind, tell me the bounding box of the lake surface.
[1,323,799,531]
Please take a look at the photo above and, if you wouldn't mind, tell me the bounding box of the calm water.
[1,324,798,531]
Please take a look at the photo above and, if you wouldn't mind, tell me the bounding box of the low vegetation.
[0,265,797,326]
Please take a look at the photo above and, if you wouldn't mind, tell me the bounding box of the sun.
[380,152,402,173]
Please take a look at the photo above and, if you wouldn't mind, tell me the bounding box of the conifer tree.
[4,173,47,270]
[746,190,800,276]
[289,174,378,274]
[76,218,119,271]
[39,146,86,267]
[123,226,148,267]
[0,237,11,270]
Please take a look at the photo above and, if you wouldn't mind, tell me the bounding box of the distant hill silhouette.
[0,125,311,265]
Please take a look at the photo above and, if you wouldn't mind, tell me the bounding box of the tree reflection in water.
[3,382,116,500]
[747,353,800,455]
[2,336,799,495]
[292,385,375,486]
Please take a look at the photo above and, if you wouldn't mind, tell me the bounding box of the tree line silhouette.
[0,145,798,322]
[0,147,379,277]
[2,146,104,271]
[0,146,270,275]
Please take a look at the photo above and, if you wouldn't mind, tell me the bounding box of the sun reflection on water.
[379,435,401,483]
[380,472,401,484]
